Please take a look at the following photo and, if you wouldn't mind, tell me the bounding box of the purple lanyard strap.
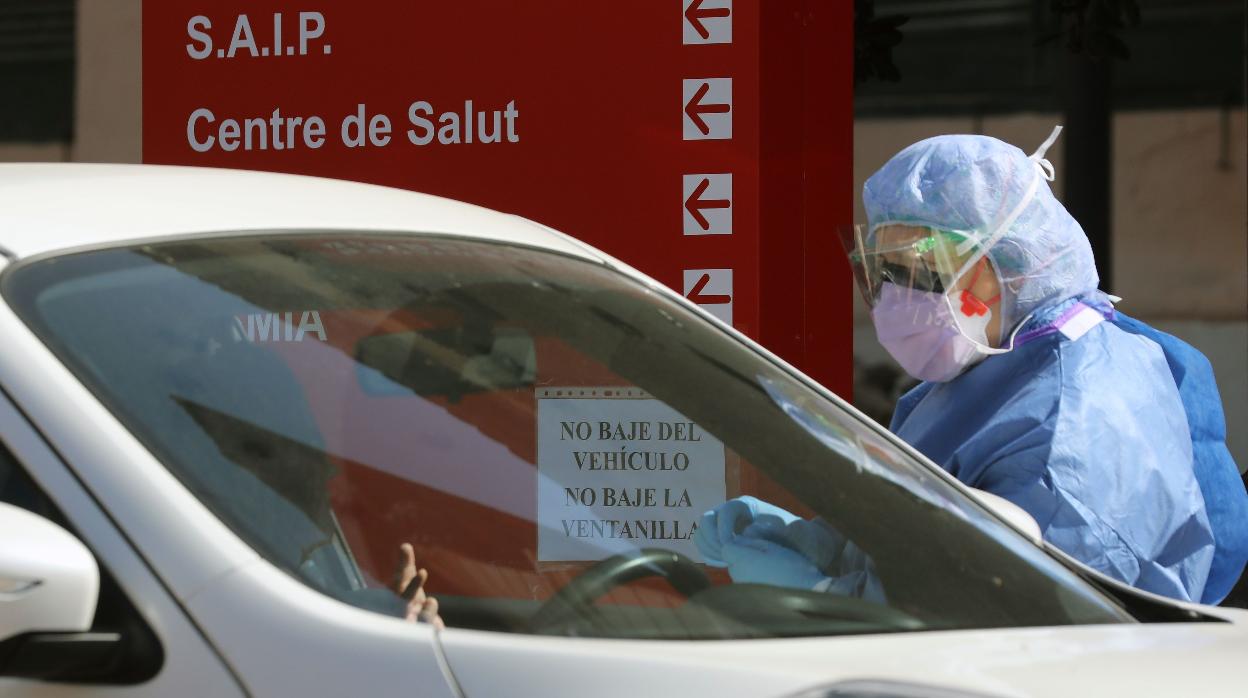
[1013,301,1115,349]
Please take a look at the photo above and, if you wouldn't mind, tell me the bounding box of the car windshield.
[2,233,1127,638]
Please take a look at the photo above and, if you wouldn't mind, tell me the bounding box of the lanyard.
[1013,301,1114,348]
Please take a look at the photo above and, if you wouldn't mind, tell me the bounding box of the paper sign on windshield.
[536,387,726,562]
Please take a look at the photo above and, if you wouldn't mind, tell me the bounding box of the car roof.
[0,163,602,261]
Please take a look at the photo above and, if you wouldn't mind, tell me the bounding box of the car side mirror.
[968,489,1043,546]
[0,502,99,642]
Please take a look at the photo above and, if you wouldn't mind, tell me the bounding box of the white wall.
[72,0,142,163]
[1113,110,1248,320]
[0,143,71,162]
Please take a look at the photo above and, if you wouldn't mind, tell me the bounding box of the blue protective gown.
[1111,314,1248,603]
[891,300,1219,603]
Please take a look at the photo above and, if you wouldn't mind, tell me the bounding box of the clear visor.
[841,224,980,308]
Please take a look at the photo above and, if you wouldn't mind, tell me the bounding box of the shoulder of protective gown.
[1105,312,1244,603]
[889,332,1064,480]
[893,318,1191,490]
[895,319,1212,600]
[1044,321,1212,600]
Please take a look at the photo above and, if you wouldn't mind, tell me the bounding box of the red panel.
[803,0,856,398]
[142,2,851,385]
[757,0,854,398]
[143,2,765,335]
[141,2,854,600]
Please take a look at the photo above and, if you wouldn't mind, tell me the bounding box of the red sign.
[143,1,852,395]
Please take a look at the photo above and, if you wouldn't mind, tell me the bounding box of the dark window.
[0,0,75,142]
[855,0,1246,116]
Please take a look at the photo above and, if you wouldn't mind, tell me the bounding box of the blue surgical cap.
[863,129,1101,339]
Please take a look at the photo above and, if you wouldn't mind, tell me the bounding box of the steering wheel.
[527,548,710,634]
[690,583,925,633]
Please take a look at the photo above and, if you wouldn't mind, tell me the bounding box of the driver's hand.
[394,543,445,630]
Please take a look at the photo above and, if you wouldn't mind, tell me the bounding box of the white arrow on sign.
[683,269,733,325]
[683,0,732,45]
[682,78,732,141]
[683,173,732,235]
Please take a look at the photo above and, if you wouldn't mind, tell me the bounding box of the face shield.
[842,224,984,311]
[841,223,1012,382]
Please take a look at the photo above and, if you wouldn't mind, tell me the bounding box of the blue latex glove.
[741,516,847,571]
[694,496,799,567]
[719,535,829,589]
[741,517,889,602]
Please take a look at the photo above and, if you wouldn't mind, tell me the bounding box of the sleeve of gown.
[798,518,887,603]
[969,327,1215,602]
[747,516,887,603]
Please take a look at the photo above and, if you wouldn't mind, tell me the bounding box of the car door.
[0,389,245,696]
[0,278,462,697]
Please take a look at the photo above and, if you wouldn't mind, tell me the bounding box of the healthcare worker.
[697,128,1248,604]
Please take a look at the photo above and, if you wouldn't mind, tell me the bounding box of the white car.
[0,164,1243,698]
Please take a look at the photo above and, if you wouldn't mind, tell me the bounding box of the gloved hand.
[742,516,848,571]
[694,496,799,567]
[742,519,890,603]
[719,535,829,589]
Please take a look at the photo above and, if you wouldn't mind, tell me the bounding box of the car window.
[2,234,1127,639]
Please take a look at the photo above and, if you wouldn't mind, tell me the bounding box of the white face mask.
[871,283,1008,383]
[955,297,994,346]
[949,263,998,346]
